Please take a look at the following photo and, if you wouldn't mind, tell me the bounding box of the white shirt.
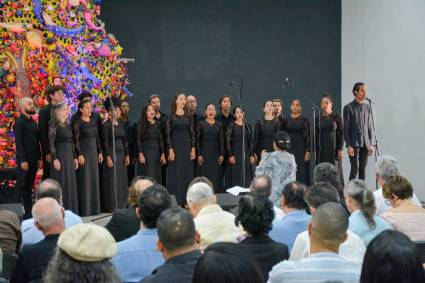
[374,188,421,216]
[289,230,366,264]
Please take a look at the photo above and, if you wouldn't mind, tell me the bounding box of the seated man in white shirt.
[21,179,82,247]
[186,182,244,250]
[250,175,285,221]
[374,155,421,216]
[289,182,366,264]
[268,202,361,283]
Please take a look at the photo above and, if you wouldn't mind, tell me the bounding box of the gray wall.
[342,0,425,201]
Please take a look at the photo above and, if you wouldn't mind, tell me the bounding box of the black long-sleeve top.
[196,120,225,156]
[13,114,41,163]
[71,110,103,144]
[315,113,344,152]
[71,115,102,156]
[225,122,254,157]
[283,116,311,152]
[343,100,375,148]
[38,104,52,155]
[137,121,165,154]
[48,122,76,160]
[165,113,195,151]
[253,117,279,154]
[102,120,129,157]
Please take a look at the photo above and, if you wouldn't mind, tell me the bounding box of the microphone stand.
[283,78,321,169]
[230,77,247,187]
[368,99,380,190]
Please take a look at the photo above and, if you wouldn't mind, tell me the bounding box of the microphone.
[282,76,291,89]
[229,80,235,86]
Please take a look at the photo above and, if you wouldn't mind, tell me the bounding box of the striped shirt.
[268,252,361,283]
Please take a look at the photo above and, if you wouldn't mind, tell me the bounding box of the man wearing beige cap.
[12,197,65,283]
[44,223,120,283]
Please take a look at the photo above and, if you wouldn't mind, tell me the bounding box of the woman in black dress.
[72,99,102,216]
[315,94,344,185]
[283,99,311,185]
[102,98,130,211]
[165,93,196,205]
[136,104,166,183]
[197,103,224,193]
[49,103,79,213]
[254,100,279,162]
[226,106,256,187]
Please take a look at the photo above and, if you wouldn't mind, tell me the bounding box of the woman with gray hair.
[49,103,79,213]
[344,179,390,246]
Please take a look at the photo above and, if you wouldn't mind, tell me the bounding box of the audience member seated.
[381,175,425,241]
[344,179,390,246]
[290,182,366,263]
[236,194,288,280]
[374,155,421,215]
[0,208,21,254]
[193,242,264,283]
[141,208,202,283]
[186,182,244,249]
[250,175,285,220]
[313,162,348,212]
[106,176,155,242]
[360,230,425,282]
[44,223,119,283]
[113,184,171,282]
[269,203,361,283]
[21,179,82,247]
[269,181,310,250]
[11,197,65,282]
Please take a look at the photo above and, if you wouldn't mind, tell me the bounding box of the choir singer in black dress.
[315,94,344,185]
[226,106,256,187]
[196,103,225,193]
[283,99,311,185]
[165,93,196,205]
[254,100,279,162]
[49,103,79,213]
[102,98,130,211]
[72,99,102,216]
[136,104,166,183]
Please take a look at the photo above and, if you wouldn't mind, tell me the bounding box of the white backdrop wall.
[342,0,425,201]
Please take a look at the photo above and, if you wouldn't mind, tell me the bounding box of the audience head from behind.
[193,242,264,283]
[128,176,156,207]
[344,179,376,226]
[360,230,425,283]
[281,181,308,213]
[305,182,340,214]
[32,197,65,236]
[186,181,216,218]
[188,176,214,192]
[137,184,171,229]
[35,178,63,205]
[273,131,291,151]
[250,175,272,197]
[156,208,200,260]
[313,162,343,193]
[235,193,274,236]
[308,202,348,253]
[382,175,414,207]
[44,223,120,283]
[374,155,399,187]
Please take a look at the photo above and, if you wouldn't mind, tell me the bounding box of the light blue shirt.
[268,252,361,283]
[113,228,164,283]
[269,210,311,251]
[349,209,391,246]
[21,210,82,247]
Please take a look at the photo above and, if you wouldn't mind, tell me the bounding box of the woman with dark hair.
[360,230,425,283]
[281,99,311,184]
[102,97,130,211]
[254,100,279,162]
[193,242,264,283]
[315,94,344,185]
[196,103,224,192]
[226,106,255,187]
[72,99,102,216]
[136,104,166,183]
[255,131,296,207]
[236,194,289,281]
[49,103,79,212]
[344,179,390,246]
[165,92,196,204]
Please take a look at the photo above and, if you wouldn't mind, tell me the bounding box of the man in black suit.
[11,197,65,283]
[141,208,202,283]
[38,85,65,180]
[13,97,41,219]
[105,177,155,242]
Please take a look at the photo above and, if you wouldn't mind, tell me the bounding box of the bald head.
[128,177,155,206]
[186,182,215,217]
[250,175,272,197]
[36,178,62,204]
[32,197,65,235]
[19,97,36,115]
[310,202,348,250]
